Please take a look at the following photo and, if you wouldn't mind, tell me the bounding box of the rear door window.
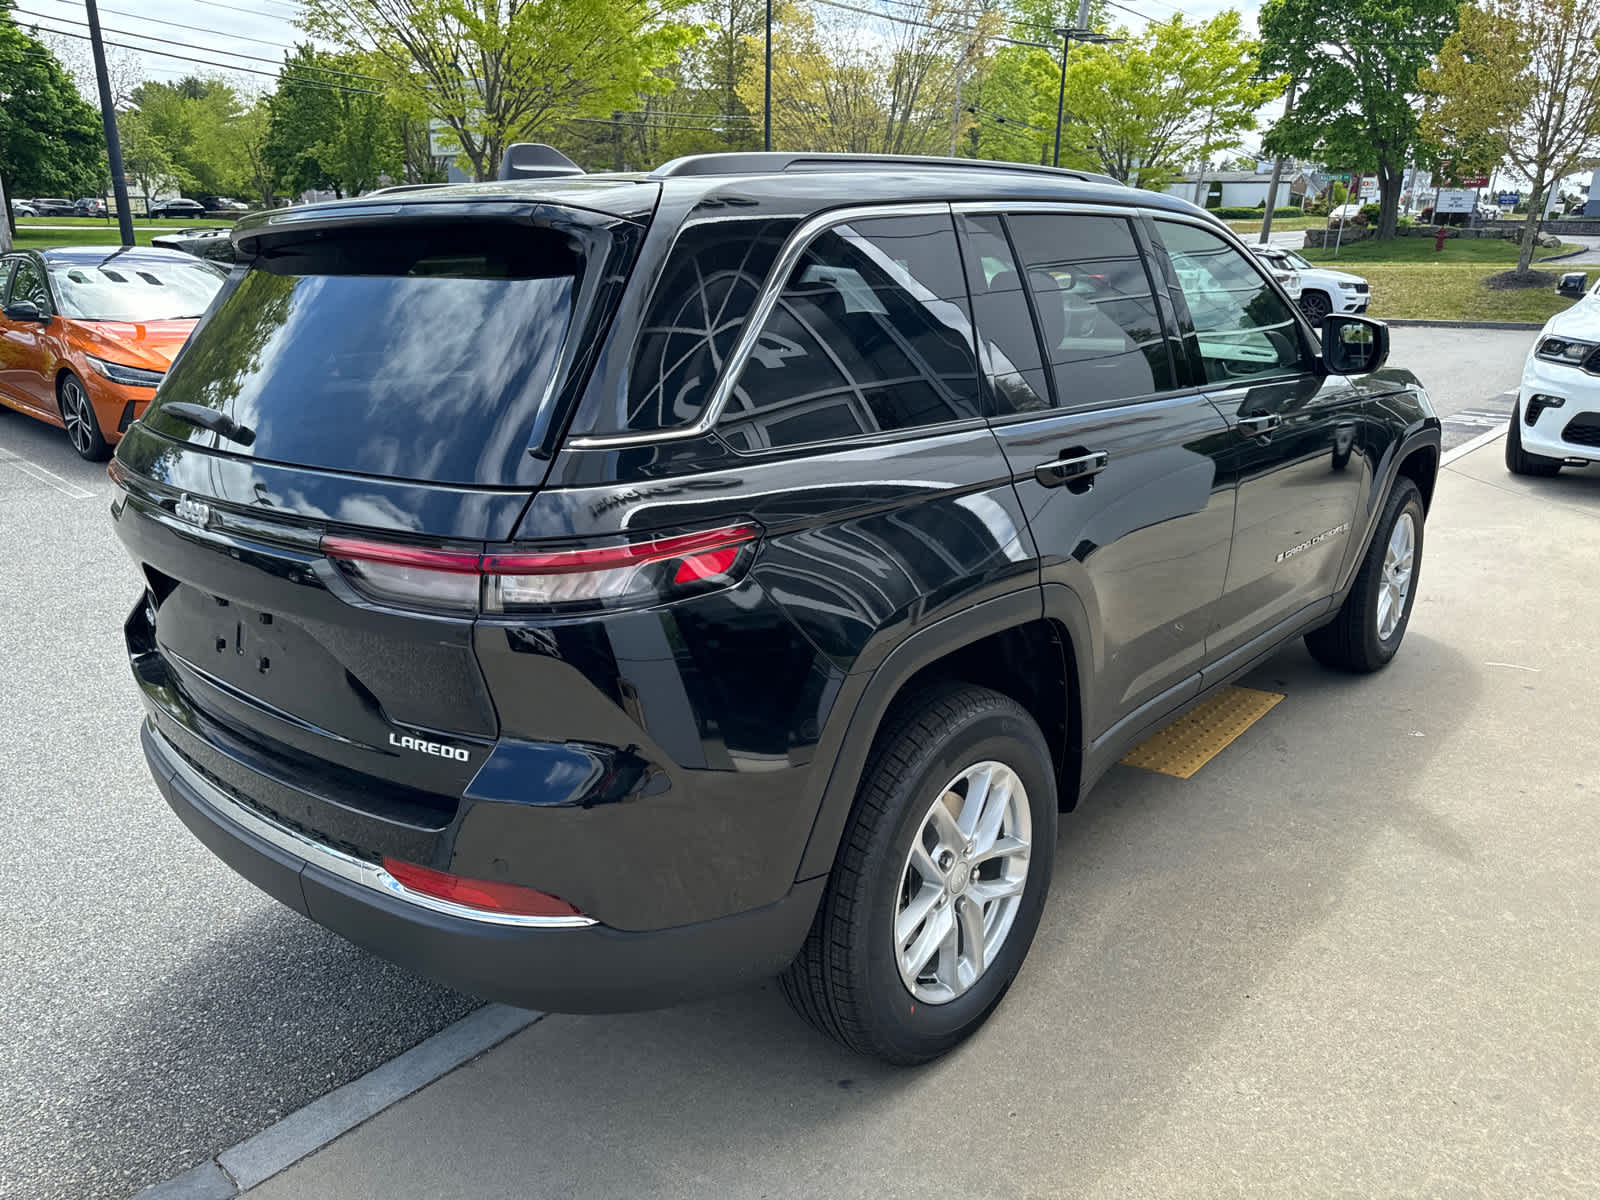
[144,224,584,486]
[717,212,982,451]
[1003,213,1174,410]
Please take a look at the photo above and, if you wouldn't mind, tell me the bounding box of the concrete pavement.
[239,439,1600,1200]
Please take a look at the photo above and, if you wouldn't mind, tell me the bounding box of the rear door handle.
[1237,413,1282,435]
[1034,450,1109,488]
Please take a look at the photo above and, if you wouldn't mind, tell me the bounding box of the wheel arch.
[794,592,1088,884]
[1396,440,1439,512]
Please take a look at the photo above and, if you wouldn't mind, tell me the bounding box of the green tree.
[1259,0,1457,240]
[1060,13,1280,188]
[1421,0,1600,273]
[301,0,701,181]
[0,2,104,201]
[265,48,402,197]
[118,106,182,210]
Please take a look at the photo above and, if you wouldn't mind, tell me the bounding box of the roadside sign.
[1497,191,1520,206]
[1327,171,1351,183]
[427,119,460,158]
[1456,174,1490,188]
[1435,188,1475,214]
[1358,178,1379,201]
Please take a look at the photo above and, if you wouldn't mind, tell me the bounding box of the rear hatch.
[113,203,646,839]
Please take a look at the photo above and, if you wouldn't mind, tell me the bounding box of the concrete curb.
[1383,319,1546,331]
[132,1004,541,1199]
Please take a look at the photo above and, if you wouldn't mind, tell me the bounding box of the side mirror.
[1557,271,1588,298]
[1323,314,1389,375]
[3,300,46,323]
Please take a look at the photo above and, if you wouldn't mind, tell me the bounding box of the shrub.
[1360,202,1381,224]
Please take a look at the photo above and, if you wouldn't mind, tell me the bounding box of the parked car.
[29,198,75,217]
[150,226,238,264]
[10,199,37,217]
[0,247,226,459]
[1249,244,1369,322]
[111,149,1440,1064]
[1507,271,1600,476]
[73,197,107,217]
[193,195,250,213]
[147,198,207,219]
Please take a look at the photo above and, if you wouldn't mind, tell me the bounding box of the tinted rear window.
[145,224,582,486]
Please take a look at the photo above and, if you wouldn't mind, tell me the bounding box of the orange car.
[0,246,226,460]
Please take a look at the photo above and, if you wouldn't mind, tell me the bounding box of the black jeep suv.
[112,150,1439,1064]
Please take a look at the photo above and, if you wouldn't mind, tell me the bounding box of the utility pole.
[1052,0,1110,170]
[1259,78,1299,243]
[85,0,134,247]
[764,0,773,152]
[949,4,974,157]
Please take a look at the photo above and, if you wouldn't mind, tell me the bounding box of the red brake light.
[320,524,760,614]
[382,857,583,918]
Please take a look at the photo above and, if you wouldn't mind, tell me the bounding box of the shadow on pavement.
[246,635,1483,1200]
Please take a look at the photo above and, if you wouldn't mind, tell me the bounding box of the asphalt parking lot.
[0,324,1585,1200]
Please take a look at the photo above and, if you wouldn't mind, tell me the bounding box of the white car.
[1507,274,1600,476]
[1249,245,1370,323]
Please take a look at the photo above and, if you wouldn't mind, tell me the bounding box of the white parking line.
[0,448,95,499]
[1442,426,1506,466]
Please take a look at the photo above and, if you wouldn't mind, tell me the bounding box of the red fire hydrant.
[1434,226,1449,252]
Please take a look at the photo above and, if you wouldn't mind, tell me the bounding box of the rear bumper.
[142,720,823,1012]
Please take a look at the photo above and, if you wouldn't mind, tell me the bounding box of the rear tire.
[1505,404,1561,477]
[780,684,1056,1064]
[1299,290,1332,324]
[1305,477,1424,673]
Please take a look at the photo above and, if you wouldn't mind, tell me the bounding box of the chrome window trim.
[566,201,953,449]
[162,732,598,929]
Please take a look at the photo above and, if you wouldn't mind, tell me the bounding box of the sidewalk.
[243,441,1600,1199]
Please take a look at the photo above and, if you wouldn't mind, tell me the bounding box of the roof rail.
[650,152,1121,187]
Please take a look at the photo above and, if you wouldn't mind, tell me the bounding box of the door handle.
[1237,413,1282,435]
[1034,450,1109,488]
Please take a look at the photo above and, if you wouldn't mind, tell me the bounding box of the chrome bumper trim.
[160,727,598,929]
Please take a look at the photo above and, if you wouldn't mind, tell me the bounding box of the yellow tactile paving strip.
[1119,685,1285,779]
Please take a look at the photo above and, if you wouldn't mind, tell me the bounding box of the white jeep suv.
[1249,245,1370,323]
[1508,274,1600,476]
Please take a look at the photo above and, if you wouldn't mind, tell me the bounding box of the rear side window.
[145,224,582,487]
[1003,213,1173,410]
[623,218,796,435]
[718,213,981,452]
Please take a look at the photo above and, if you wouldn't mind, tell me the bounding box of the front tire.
[780,684,1056,1064]
[1505,404,1562,477]
[58,372,110,462]
[1300,290,1332,324]
[1305,477,1424,673]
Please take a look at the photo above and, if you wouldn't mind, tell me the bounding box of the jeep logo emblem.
[175,494,211,527]
[388,732,471,763]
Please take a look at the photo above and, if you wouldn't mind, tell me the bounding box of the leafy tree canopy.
[0,1,104,198]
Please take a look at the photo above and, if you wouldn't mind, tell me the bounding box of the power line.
[30,0,309,52]
[806,0,1055,49]
[2,17,384,93]
[168,0,303,25]
[14,7,382,80]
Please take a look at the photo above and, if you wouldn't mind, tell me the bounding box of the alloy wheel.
[1300,292,1331,323]
[61,378,94,456]
[1377,511,1415,641]
[893,760,1032,1005]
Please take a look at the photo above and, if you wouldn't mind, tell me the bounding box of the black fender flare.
[1336,419,1440,597]
[792,587,1094,881]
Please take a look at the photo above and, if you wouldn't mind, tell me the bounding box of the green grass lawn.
[11,226,163,249]
[1299,237,1579,265]
[1358,264,1579,323]
[16,215,238,230]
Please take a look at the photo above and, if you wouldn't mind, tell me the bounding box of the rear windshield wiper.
[160,402,257,447]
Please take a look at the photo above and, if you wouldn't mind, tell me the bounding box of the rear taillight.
[382,857,584,919]
[321,524,760,615]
